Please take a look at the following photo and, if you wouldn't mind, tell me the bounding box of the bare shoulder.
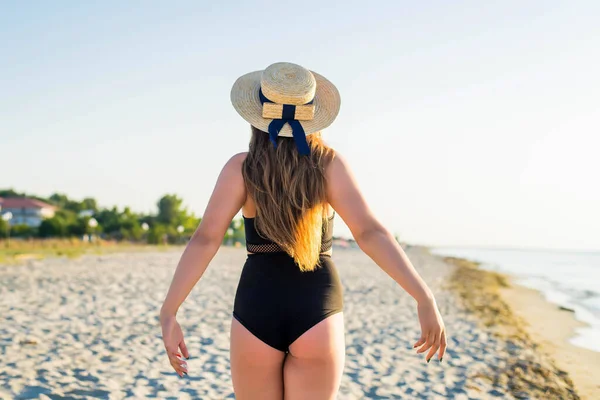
[325,150,352,179]
[325,149,376,231]
[199,152,247,236]
[220,152,248,174]
[212,152,247,188]
[325,150,360,206]
[228,152,248,166]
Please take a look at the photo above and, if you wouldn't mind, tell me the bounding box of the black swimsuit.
[232,214,344,352]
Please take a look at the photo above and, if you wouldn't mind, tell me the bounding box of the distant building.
[78,209,95,218]
[0,197,57,227]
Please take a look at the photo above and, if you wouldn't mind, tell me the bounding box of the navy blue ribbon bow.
[259,89,312,156]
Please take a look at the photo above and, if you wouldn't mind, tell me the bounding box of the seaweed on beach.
[444,257,580,400]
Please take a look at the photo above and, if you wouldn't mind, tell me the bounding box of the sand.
[0,246,586,399]
[501,283,600,400]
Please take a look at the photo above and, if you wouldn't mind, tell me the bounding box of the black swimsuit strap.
[244,213,335,254]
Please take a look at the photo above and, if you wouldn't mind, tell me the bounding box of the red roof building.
[0,197,57,227]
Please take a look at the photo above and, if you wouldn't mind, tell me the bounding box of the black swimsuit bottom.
[232,215,344,352]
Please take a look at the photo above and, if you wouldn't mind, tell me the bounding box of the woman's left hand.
[413,299,447,363]
[160,314,190,377]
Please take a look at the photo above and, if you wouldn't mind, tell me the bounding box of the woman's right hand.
[160,314,190,377]
[413,299,447,363]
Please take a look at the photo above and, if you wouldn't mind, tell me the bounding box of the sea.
[431,247,600,353]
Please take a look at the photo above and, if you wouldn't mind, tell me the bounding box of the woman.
[160,62,446,399]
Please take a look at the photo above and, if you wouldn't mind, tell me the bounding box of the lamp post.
[227,228,234,246]
[141,222,149,244]
[177,225,184,244]
[2,212,13,247]
[88,217,98,243]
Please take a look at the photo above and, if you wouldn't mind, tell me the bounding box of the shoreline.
[501,280,600,399]
[443,255,599,399]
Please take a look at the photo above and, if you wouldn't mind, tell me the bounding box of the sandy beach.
[501,283,600,399]
[0,247,586,399]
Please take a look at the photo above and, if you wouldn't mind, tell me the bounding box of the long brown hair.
[242,126,335,271]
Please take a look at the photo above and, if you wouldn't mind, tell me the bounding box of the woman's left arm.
[159,153,246,374]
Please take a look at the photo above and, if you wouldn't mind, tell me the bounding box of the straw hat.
[230,62,341,140]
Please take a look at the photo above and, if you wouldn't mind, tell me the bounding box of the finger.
[413,334,427,349]
[168,353,188,375]
[169,358,188,377]
[168,351,186,366]
[417,333,435,354]
[168,351,187,369]
[179,337,190,359]
[425,333,440,362]
[438,330,447,361]
[426,344,440,362]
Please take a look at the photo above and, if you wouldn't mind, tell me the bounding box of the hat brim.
[230,70,341,137]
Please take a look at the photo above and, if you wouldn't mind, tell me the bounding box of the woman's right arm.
[160,153,247,319]
[326,152,446,362]
[159,153,246,376]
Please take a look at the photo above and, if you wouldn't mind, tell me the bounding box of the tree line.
[0,189,245,245]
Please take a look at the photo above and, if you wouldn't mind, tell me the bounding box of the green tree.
[38,209,77,238]
[48,193,69,208]
[68,216,102,237]
[55,209,78,225]
[1,190,213,242]
[80,197,98,211]
[117,207,143,240]
[0,219,8,239]
[232,218,245,244]
[94,206,143,240]
[157,194,187,226]
[48,193,84,213]
[38,217,68,238]
[222,218,245,245]
[10,224,36,238]
[0,189,21,198]
[147,224,171,245]
[95,207,121,237]
[181,215,201,233]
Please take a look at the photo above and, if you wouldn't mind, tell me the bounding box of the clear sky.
[1,1,599,250]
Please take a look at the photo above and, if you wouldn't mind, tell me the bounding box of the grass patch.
[0,239,180,265]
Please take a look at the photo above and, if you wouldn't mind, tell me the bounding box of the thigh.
[283,312,345,400]
[230,318,286,400]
